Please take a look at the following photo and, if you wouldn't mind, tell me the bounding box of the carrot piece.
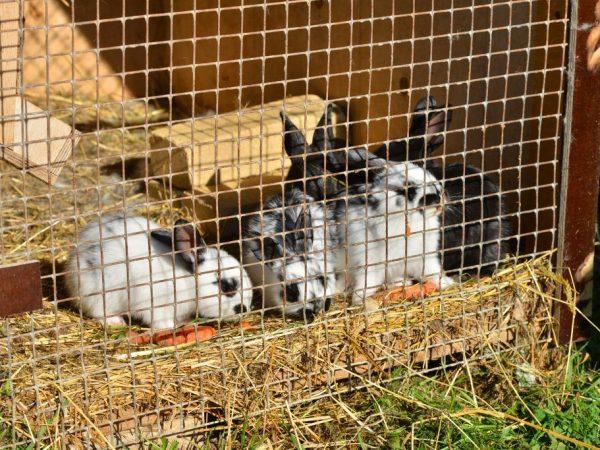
[126,330,152,345]
[240,321,254,331]
[152,329,177,343]
[156,334,187,347]
[422,281,439,295]
[385,282,439,301]
[184,326,217,343]
[177,324,198,336]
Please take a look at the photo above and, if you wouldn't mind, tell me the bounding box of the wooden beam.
[556,0,600,344]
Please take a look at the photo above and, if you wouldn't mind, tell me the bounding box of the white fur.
[243,190,339,318]
[334,162,454,305]
[65,214,252,329]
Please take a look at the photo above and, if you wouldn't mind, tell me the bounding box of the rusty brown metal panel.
[0,260,43,317]
[556,0,600,344]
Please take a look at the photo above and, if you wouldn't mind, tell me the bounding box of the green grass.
[143,345,599,449]
[3,345,598,449]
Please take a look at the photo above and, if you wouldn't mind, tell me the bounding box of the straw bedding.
[0,95,567,447]
[0,254,566,448]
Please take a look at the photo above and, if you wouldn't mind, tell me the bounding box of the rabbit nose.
[233,304,248,314]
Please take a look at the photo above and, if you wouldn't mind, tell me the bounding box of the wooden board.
[22,0,165,103]
[0,261,43,317]
[1,98,80,184]
[0,1,20,146]
[150,95,334,191]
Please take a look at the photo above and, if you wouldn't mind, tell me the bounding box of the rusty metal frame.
[556,0,600,344]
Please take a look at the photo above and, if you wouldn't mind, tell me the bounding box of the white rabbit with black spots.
[66,214,252,330]
[333,160,454,305]
[242,188,339,321]
[281,103,454,305]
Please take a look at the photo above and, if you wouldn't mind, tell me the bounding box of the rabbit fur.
[66,214,253,329]
[242,188,339,320]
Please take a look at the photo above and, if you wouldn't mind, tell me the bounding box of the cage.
[0,0,598,447]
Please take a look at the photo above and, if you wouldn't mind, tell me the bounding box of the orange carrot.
[240,321,254,331]
[184,326,216,343]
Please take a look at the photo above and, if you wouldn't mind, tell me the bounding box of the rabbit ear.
[287,206,313,254]
[280,111,307,157]
[150,229,174,248]
[409,95,452,157]
[173,220,207,267]
[312,104,336,151]
[262,236,283,262]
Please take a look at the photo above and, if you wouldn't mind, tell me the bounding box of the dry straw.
[0,253,564,448]
[0,94,566,447]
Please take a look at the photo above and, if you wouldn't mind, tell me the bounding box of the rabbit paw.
[96,316,126,328]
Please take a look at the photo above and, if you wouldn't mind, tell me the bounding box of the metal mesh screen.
[0,0,570,447]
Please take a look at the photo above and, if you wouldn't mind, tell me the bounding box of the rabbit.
[333,161,455,305]
[242,188,339,320]
[369,96,513,276]
[281,104,348,200]
[65,214,253,330]
[374,95,452,163]
[280,104,453,304]
[427,163,514,276]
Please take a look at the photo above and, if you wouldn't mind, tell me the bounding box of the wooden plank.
[556,0,600,343]
[150,95,331,191]
[0,1,20,147]
[1,98,80,184]
[0,261,43,317]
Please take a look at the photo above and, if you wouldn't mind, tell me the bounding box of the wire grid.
[0,0,569,447]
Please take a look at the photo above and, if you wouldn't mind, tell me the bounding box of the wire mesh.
[0,0,571,447]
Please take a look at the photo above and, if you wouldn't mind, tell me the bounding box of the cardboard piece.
[0,98,80,184]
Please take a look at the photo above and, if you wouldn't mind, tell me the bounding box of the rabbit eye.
[316,275,326,287]
[418,193,441,208]
[285,283,300,303]
[219,277,239,297]
[406,186,418,202]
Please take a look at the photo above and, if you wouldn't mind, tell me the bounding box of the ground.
[146,343,600,449]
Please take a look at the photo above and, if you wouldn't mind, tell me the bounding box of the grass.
[146,344,600,449]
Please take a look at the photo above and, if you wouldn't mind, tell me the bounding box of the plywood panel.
[22,0,168,104]
[0,1,20,147]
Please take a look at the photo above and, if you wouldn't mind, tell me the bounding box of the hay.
[0,94,567,447]
[0,253,566,448]
[0,94,190,269]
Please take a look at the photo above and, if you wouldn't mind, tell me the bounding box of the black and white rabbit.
[66,214,253,329]
[333,162,454,305]
[427,163,513,276]
[367,96,513,276]
[242,188,339,320]
[281,105,454,304]
[281,104,348,200]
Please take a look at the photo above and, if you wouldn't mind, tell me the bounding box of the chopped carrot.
[240,321,255,331]
[126,330,152,345]
[177,324,198,337]
[183,326,217,343]
[156,333,187,347]
[385,282,438,301]
[151,329,178,343]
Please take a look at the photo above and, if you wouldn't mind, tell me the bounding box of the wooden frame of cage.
[556,0,600,344]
